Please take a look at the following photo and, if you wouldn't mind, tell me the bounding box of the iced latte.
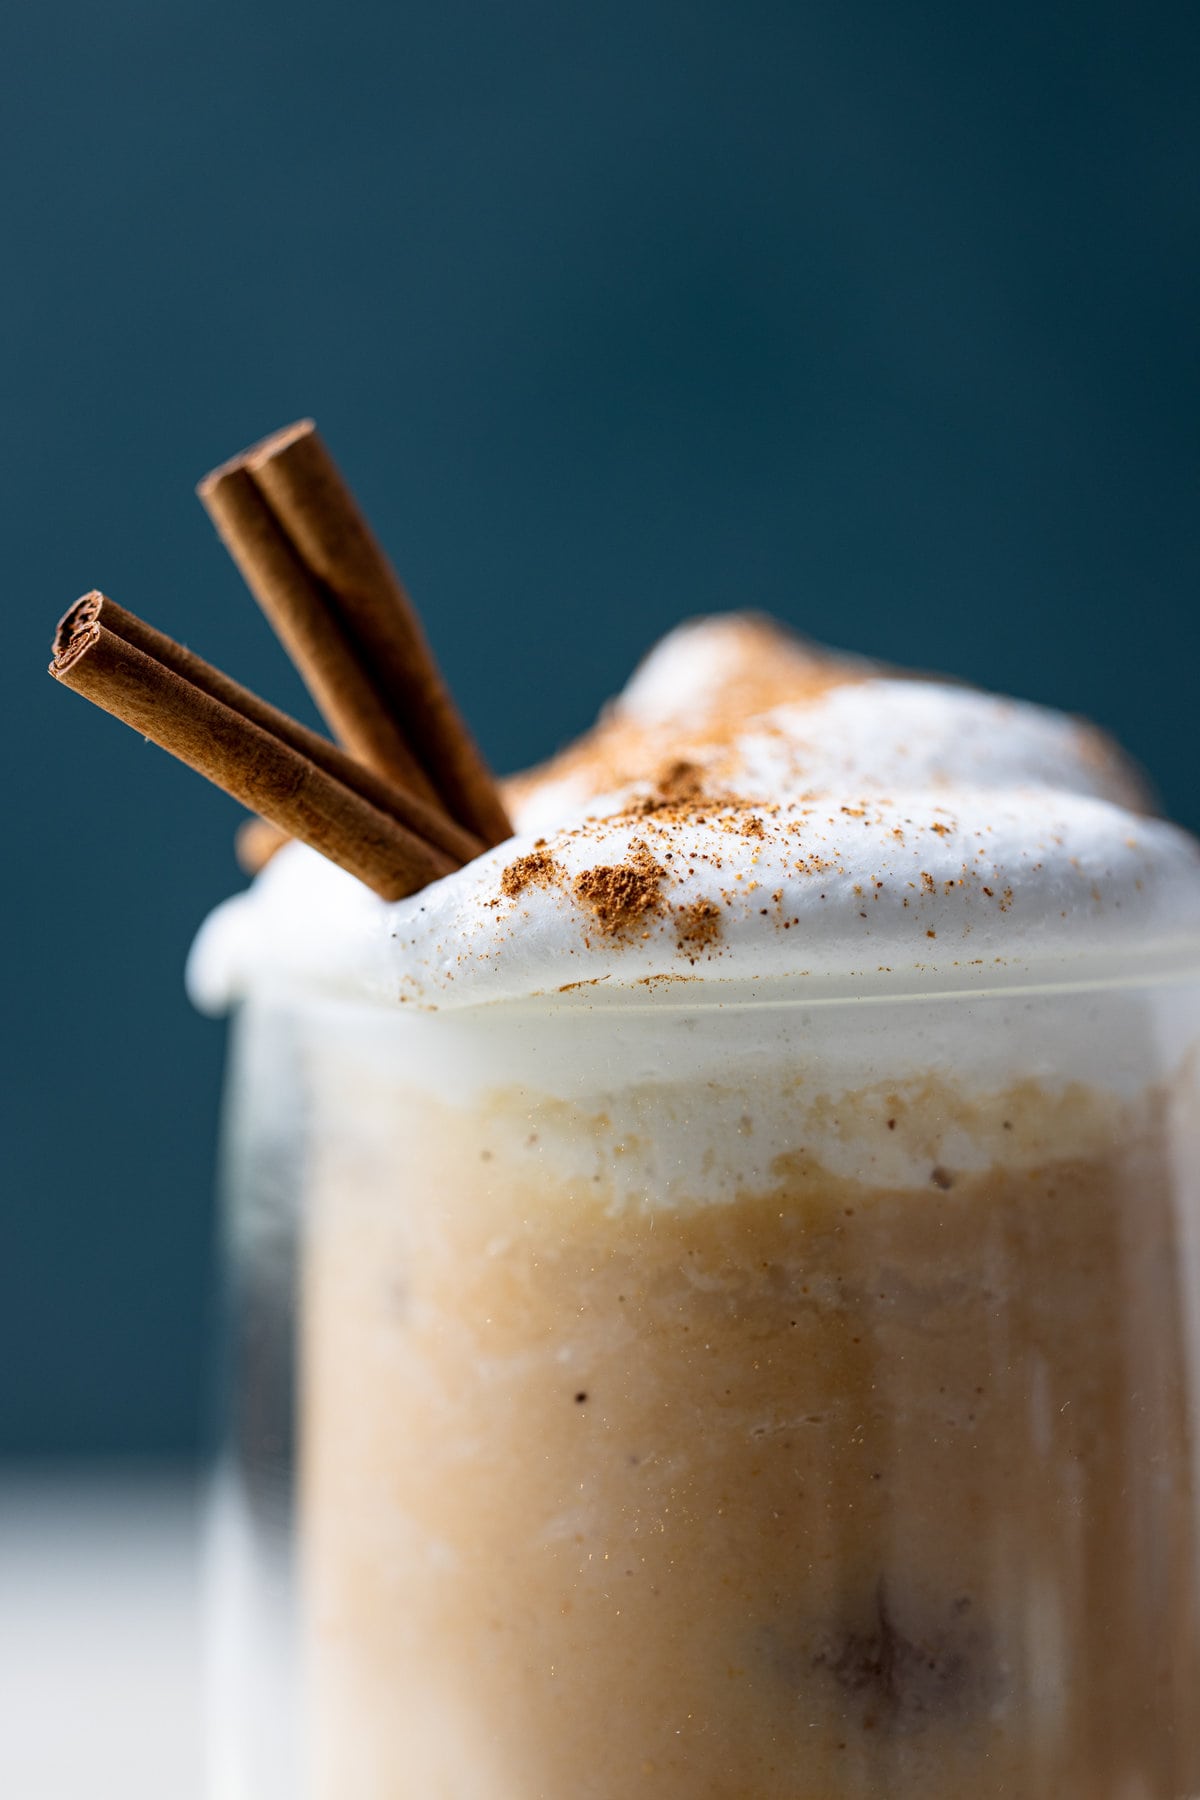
[193,616,1200,1798]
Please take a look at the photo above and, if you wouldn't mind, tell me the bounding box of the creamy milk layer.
[189,614,1200,1011]
[294,994,1200,1799]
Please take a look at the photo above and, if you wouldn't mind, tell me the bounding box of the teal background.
[3,1,1197,1454]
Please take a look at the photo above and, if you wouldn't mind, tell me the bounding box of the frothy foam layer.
[189,615,1200,1012]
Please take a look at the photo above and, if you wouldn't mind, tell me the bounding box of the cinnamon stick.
[197,458,442,808]
[50,592,470,901]
[198,421,513,848]
[54,592,481,864]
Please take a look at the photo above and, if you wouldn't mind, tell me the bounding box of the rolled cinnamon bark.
[53,592,482,866]
[51,593,466,901]
[199,422,513,848]
[196,459,442,808]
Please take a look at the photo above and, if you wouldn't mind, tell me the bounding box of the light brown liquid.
[302,1073,1200,1798]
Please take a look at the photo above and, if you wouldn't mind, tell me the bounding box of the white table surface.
[0,1469,201,1800]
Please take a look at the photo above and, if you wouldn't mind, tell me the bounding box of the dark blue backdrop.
[4,0,1197,1454]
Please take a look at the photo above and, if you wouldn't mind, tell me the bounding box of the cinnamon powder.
[573,840,666,936]
[674,898,723,956]
[501,849,562,899]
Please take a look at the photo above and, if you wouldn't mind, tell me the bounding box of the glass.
[206,966,1200,1799]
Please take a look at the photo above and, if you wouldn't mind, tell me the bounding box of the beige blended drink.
[193,615,1200,1798]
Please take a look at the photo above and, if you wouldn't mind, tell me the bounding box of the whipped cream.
[189,615,1200,1012]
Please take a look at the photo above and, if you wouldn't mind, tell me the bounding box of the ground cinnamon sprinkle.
[627,758,712,818]
[503,615,861,814]
[629,791,754,826]
[573,839,667,935]
[674,897,723,956]
[501,849,561,899]
[655,758,707,801]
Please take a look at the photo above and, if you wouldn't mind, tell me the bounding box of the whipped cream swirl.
[190,615,1200,1011]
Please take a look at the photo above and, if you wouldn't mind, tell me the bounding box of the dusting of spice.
[505,614,860,816]
[656,758,707,801]
[573,839,667,936]
[501,848,562,900]
[674,898,723,957]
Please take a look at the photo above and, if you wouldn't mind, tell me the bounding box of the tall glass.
[207,963,1200,1799]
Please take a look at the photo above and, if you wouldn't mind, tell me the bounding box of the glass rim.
[231,936,1200,1021]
